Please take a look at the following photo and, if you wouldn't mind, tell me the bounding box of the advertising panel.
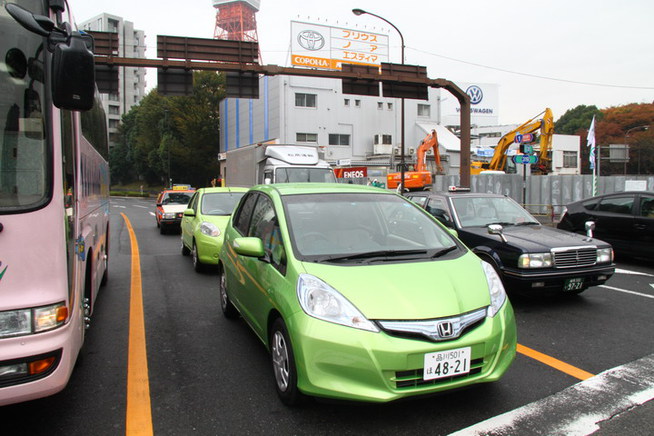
[440,82,499,127]
[291,21,389,71]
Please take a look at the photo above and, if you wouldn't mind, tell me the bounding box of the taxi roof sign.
[172,184,192,191]
[448,186,471,192]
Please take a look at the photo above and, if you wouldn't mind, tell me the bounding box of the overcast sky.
[67,0,654,125]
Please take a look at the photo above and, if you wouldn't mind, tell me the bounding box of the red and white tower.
[213,0,260,42]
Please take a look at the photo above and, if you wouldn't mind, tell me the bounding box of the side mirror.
[5,3,96,111]
[585,221,595,238]
[488,224,508,243]
[183,208,195,217]
[232,237,265,258]
[52,32,95,111]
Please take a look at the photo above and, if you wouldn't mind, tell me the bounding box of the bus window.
[0,4,49,212]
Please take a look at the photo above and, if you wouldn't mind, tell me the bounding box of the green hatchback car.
[181,187,247,271]
[219,183,517,405]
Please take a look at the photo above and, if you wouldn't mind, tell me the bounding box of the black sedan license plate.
[564,277,584,291]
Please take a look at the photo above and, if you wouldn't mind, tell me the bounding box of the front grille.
[394,358,485,389]
[553,247,597,268]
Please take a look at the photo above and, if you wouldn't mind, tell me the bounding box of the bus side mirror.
[5,3,96,112]
[52,32,95,111]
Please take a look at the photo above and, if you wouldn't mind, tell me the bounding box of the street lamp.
[625,125,649,174]
[352,8,406,191]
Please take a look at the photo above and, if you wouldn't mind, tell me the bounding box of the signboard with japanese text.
[291,21,389,71]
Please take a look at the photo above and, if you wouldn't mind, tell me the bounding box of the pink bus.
[1,1,109,405]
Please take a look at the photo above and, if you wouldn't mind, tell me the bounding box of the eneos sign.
[335,166,368,178]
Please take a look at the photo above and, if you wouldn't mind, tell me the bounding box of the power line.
[410,47,654,90]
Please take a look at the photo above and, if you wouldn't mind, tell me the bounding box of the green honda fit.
[218,183,516,405]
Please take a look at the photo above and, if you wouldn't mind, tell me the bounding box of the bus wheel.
[83,257,93,330]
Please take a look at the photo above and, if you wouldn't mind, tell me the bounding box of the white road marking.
[614,268,654,278]
[113,205,126,209]
[599,285,654,300]
[133,205,148,209]
[149,212,155,216]
[450,354,654,436]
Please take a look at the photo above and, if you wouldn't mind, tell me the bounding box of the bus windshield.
[0,0,49,212]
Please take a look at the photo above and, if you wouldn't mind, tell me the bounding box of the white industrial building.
[220,75,581,178]
[79,14,147,147]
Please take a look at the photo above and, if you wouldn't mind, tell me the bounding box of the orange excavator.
[387,129,443,191]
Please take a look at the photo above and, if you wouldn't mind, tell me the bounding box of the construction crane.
[471,108,554,175]
[387,129,443,191]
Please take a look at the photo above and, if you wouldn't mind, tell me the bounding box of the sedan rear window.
[597,196,634,215]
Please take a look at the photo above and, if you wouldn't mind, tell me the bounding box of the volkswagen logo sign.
[466,85,483,105]
[297,30,325,51]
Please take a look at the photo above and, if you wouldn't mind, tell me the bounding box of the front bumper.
[195,233,225,265]
[0,320,79,406]
[501,264,615,293]
[285,302,517,403]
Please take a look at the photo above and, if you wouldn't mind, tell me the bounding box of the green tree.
[555,105,602,135]
[111,71,225,187]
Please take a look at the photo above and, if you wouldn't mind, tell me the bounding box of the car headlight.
[297,274,379,332]
[200,222,220,237]
[0,303,68,338]
[481,262,507,317]
[518,252,552,268]
[597,247,613,264]
[163,212,176,219]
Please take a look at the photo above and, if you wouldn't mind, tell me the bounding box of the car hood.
[463,224,610,251]
[199,214,231,227]
[299,252,490,320]
[161,204,188,213]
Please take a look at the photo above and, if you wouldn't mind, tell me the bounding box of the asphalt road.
[2,196,653,435]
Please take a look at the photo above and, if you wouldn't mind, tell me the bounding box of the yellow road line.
[122,213,154,436]
[517,343,595,381]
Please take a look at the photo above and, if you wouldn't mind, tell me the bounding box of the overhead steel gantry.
[89,32,472,187]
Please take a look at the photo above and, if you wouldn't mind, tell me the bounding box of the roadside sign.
[514,133,535,143]
[512,155,538,164]
[334,166,367,178]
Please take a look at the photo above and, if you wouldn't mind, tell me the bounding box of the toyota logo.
[466,85,483,105]
[297,30,325,51]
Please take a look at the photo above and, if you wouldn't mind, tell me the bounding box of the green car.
[219,183,516,405]
[181,187,247,271]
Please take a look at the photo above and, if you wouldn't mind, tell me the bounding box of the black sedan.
[557,190,654,259]
[406,190,615,295]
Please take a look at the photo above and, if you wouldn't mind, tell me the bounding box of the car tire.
[181,237,190,256]
[160,225,166,235]
[218,266,238,319]
[192,241,204,272]
[270,317,304,406]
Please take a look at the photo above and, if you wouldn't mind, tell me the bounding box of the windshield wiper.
[515,221,540,226]
[431,245,457,258]
[486,221,514,226]
[315,249,429,263]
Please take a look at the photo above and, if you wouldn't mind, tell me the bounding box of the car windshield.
[451,196,539,228]
[162,192,193,205]
[283,192,459,263]
[201,192,246,216]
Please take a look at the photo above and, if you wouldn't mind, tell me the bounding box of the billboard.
[440,82,499,127]
[291,21,389,70]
